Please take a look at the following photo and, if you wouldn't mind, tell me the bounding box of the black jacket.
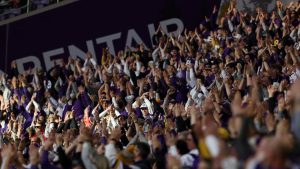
[132,159,152,169]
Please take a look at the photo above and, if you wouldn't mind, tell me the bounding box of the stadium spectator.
[0,1,300,169]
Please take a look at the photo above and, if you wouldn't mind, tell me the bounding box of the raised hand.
[1,143,15,161]
[29,144,40,165]
[231,91,243,115]
[56,133,63,146]
[151,134,161,149]
[202,97,215,114]
[267,85,276,98]
[174,104,181,117]
[166,154,182,169]
[276,1,283,10]
[44,139,54,151]
[110,126,122,141]
[213,5,217,14]
[266,112,275,132]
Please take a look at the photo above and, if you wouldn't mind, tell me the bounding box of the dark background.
[0,0,220,72]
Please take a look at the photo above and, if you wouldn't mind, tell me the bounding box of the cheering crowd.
[0,1,300,169]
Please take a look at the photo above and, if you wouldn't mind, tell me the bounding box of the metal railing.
[0,0,64,21]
